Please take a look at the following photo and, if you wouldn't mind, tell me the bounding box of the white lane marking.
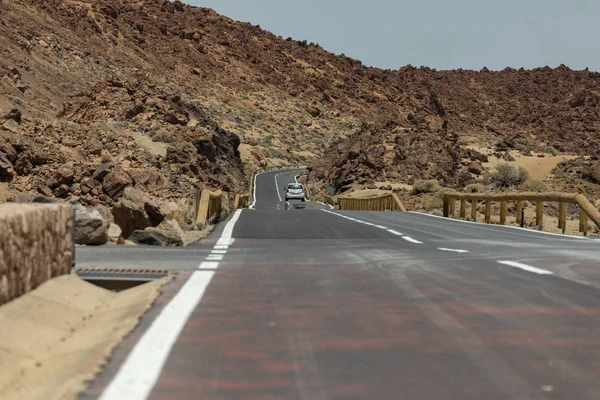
[100,210,242,400]
[322,210,423,242]
[498,260,554,275]
[199,261,220,270]
[249,171,263,210]
[213,245,229,250]
[408,211,590,241]
[387,229,404,236]
[274,173,283,202]
[211,250,227,254]
[294,175,299,183]
[207,255,224,261]
[402,236,423,244]
[438,248,469,253]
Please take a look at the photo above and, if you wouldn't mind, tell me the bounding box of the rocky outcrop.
[112,199,151,239]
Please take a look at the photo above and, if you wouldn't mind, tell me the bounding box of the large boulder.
[123,187,165,226]
[75,209,109,245]
[112,198,151,238]
[129,219,185,247]
[103,168,133,199]
[107,223,124,244]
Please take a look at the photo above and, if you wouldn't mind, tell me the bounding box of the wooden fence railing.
[443,192,600,235]
[337,193,406,212]
[234,194,250,209]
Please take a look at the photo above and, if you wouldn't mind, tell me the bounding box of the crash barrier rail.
[336,193,406,212]
[234,193,250,209]
[442,192,600,235]
[195,189,223,224]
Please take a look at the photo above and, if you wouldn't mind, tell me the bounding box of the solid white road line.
[249,171,262,209]
[408,211,590,240]
[100,210,242,400]
[275,173,283,202]
[402,236,423,244]
[438,248,469,253]
[498,260,554,275]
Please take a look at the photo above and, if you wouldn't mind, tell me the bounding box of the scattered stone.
[53,184,70,198]
[130,219,185,246]
[102,169,133,199]
[0,152,15,182]
[11,193,55,203]
[107,223,124,244]
[75,209,109,245]
[112,198,151,238]
[92,162,114,181]
[37,185,53,197]
[1,119,19,132]
[2,108,22,124]
[54,166,75,186]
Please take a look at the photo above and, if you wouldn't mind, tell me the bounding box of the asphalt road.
[85,169,600,400]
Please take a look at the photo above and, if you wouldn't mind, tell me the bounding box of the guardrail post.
[460,199,466,219]
[484,200,491,224]
[500,201,507,225]
[449,197,455,218]
[471,200,477,221]
[558,202,567,234]
[443,195,450,218]
[516,201,524,226]
[536,201,544,230]
[580,209,588,236]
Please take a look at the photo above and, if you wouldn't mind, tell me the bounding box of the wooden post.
[460,199,466,218]
[443,195,450,218]
[536,201,544,230]
[449,198,456,218]
[484,200,491,223]
[471,199,477,221]
[580,209,588,235]
[558,202,567,232]
[500,201,507,225]
[516,201,524,225]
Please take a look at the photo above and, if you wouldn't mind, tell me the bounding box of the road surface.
[82,169,600,400]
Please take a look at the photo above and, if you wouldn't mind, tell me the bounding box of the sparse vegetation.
[411,179,441,195]
[100,150,112,162]
[152,131,174,143]
[465,183,485,193]
[523,179,549,192]
[418,188,453,210]
[489,163,529,188]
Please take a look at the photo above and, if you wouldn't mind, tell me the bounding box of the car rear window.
[288,184,303,189]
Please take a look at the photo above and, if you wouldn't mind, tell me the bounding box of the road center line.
[498,260,554,275]
[99,209,242,400]
[438,248,469,253]
[387,229,404,236]
[402,236,423,244]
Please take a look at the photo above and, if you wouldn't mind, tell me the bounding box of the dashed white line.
[438,248,469,253]
[199,261,220,270]
[402,236,423,244]
[207,255,224,261]
[211,250,227,254]
[387,229,404,236]
[100,209,242,400]
[498,260,554,275]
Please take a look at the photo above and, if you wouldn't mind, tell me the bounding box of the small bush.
[100,150,112,162]
[419,188,453,210]
[489,163,529,188]
[152,131,174,143]
[523,179,549,192]
[465,183,484,193]
[411,179,441,195]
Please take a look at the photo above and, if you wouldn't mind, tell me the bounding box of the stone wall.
[0,204,73,305]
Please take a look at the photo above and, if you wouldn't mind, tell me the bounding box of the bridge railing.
[443,191,600,235]
[336,193,406,212]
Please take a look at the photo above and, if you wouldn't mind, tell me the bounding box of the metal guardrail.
[443,191,600,235]
[336,193,406,212]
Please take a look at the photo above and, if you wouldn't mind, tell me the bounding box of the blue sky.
[186,0,600,72]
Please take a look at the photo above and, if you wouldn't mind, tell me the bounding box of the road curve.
[84,169,600,400]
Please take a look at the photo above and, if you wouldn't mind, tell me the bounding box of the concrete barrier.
[0,204,73,305]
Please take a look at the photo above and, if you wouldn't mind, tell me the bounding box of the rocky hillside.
[1,0,600,231]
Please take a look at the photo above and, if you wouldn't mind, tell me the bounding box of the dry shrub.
[465,183,484,193]
[412,179,441,195]
[100,150,112,162]
[523,179,549,192]
[489,163,529,188]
